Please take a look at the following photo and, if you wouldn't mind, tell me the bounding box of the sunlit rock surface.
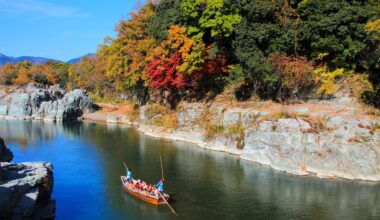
[100,101,380,181]
[0,83,95,121]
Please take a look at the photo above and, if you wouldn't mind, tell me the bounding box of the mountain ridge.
[66,53,95,64]
[0,53,94,65]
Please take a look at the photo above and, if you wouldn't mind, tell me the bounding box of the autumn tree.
[365,19,380,41]
[270,55,315,100]
[13,61,33,86]
[145,25,202,104]
[146,25,229,104]
[147,52,185,91]
[97,1,156,103]
[68,56,96,90]
[43,61,70,85]
[0,63,16,85]
[38,0,380,105]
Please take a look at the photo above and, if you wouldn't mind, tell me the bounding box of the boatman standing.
[156,178,164,194]
[0,162,2,182]
[126,169,132,183]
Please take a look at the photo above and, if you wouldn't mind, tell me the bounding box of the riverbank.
[82,98,380,181]
[2,84,380,181]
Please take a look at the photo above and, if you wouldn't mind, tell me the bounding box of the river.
[1,119,379,220]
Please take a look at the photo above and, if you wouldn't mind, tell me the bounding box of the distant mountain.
[66,53,95,64]
[0,53,58,65]
[0,53,13,64]
[0,52,95,66]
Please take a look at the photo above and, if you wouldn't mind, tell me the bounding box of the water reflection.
[1,119,379,220]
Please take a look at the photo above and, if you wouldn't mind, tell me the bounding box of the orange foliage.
[13,67,33,85]
[270,55,315,98]
[99,2,156,90]
[0,63,16,85]
[365,19,380,40]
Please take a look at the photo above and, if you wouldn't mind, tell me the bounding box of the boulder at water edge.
[0,137,55,219]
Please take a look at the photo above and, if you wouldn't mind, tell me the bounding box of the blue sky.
[0,0,141,61]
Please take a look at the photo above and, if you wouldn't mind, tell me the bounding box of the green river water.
[1,119,379,220]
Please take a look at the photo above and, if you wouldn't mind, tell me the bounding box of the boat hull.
[120,176,170,205]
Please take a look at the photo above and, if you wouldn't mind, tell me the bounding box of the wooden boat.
[120,176,170,205]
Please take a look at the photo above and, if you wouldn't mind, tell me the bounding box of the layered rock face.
[175,102,380,181]
[101,101,380,181]
[241,117,380,180]
[0,83,95,121]
[0,138,55,219]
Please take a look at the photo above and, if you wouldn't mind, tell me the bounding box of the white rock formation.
[121,102,380,181]
[0,83,95,121]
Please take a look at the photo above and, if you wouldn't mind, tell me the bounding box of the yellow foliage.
[13,67,32,85]
[68,56,98,89]
[314,66,373,98]
[317,52,329,60]
[167,26,205,75]
[344,74,373,99]
[314,67,346,96]
[365,19,380,40]
[98,2,156,90]
[39,65,60,84]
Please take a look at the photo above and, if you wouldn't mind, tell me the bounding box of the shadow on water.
[1,119,380,220]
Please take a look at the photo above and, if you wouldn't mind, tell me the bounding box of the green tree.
[181,0,241,41]
[231,0,280,97]
[362,2,380,107]
[148,0,184,42]
[298,0,376,70]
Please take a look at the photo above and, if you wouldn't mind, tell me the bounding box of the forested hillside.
[1,0,380,108]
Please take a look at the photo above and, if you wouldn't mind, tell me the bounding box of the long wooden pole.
[158,155,177,215]
[123,162,128,171]
[160,155,164,180]
[158,191,178,216]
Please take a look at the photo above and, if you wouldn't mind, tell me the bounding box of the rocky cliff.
[0,83,95,121]
[0,137,55,219]
[84,99,380,181]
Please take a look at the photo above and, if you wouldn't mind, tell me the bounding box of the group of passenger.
[126,169,165,198]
